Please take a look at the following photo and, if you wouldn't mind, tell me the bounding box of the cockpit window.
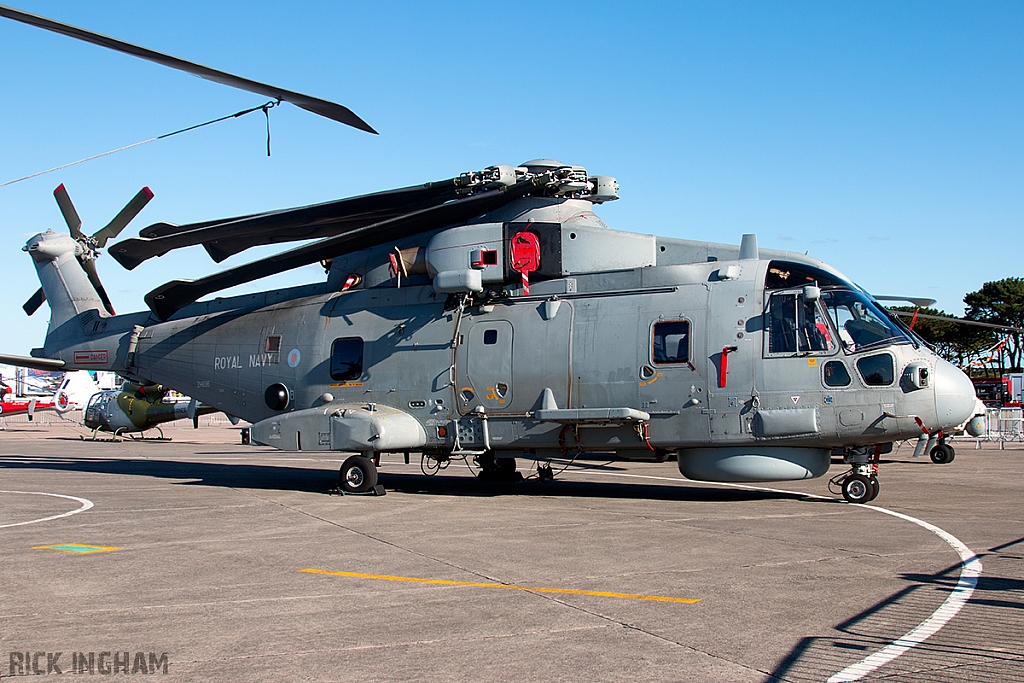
[764,260,910,354]
[823,360,852,387]
[857,354,895,386]
[766,262,842,290]
[86,392,110,411]
[84,392,113,422]
[766,292,836,355]
[821,290,910,352]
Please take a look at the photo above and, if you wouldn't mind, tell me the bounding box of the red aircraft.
[0,380,57,420]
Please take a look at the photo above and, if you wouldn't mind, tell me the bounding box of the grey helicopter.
[0,5,981,503]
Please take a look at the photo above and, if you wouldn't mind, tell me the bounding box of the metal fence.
[952,407,1024,447]
[0,409,81,429]
[0,409,236,431]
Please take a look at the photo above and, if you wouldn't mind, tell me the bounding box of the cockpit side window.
[768,293,798,354]
[766,292,836,355]
[823,360,852,387]
[857,353,895,386]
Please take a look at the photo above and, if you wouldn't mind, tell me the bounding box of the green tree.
[964,278,1024,372]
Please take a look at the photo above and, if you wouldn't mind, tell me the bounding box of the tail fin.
[24,230,106,352]
[22,185,153,355]
[52,370,101,411]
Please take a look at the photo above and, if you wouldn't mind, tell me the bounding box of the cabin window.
[265,335,282,353]
[766,291,835,355]
[330,337,364,381]
[652,321,690,364]
[857,353,894,386]
[483,329,498,345]
[823,361,852,387]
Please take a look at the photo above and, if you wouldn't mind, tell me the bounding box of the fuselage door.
[456,319,514,412]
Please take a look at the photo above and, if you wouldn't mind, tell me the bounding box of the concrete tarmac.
[1,417,1022,682]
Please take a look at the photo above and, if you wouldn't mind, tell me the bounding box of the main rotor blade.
[110,177,465,270]
[23,287,46,315]
[93,186,154,247]
[890,310,1024,333]
[79,256,115,315]
[0,4,377,134]
[874,295,937,308]
[0,353,66,372]
[139,215,260,239]
[144,174,551,320]
[53,184,82,238]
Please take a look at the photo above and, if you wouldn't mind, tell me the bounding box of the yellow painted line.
[299,569,699,604]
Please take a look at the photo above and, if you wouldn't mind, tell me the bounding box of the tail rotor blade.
[53,184,83,238]
[79,257,115,315]
[93,186,154,247]
[23,287,46,315]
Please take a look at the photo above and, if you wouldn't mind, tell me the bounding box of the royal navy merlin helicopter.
[0,5,980,503]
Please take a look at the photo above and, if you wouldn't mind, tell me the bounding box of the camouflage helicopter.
[0,6,981,503]
[0,362,221,438]
[80,380,220,440]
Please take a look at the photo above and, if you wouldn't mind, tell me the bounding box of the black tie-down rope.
[0,99,280,188]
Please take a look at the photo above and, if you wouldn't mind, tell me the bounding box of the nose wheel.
[930,442,955,464]
[838,472,880,503]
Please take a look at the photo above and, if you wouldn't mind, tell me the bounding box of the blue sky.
[1,1,1021,356]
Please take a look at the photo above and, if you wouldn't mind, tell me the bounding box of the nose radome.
[933,359,977,430]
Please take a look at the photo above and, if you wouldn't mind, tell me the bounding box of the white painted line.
[825,505,980,682]
[0,490,95,528]
[554,468,981,681]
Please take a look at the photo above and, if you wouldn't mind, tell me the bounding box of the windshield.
[821,289,912,352]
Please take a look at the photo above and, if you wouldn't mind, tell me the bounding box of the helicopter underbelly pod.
[249,403,426,453]
[676,446,831,482]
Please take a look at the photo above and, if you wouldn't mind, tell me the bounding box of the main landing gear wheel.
[474,452,520,482]
[842,473,878,504]
[930,443,955,464]
[339,455,378,494]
